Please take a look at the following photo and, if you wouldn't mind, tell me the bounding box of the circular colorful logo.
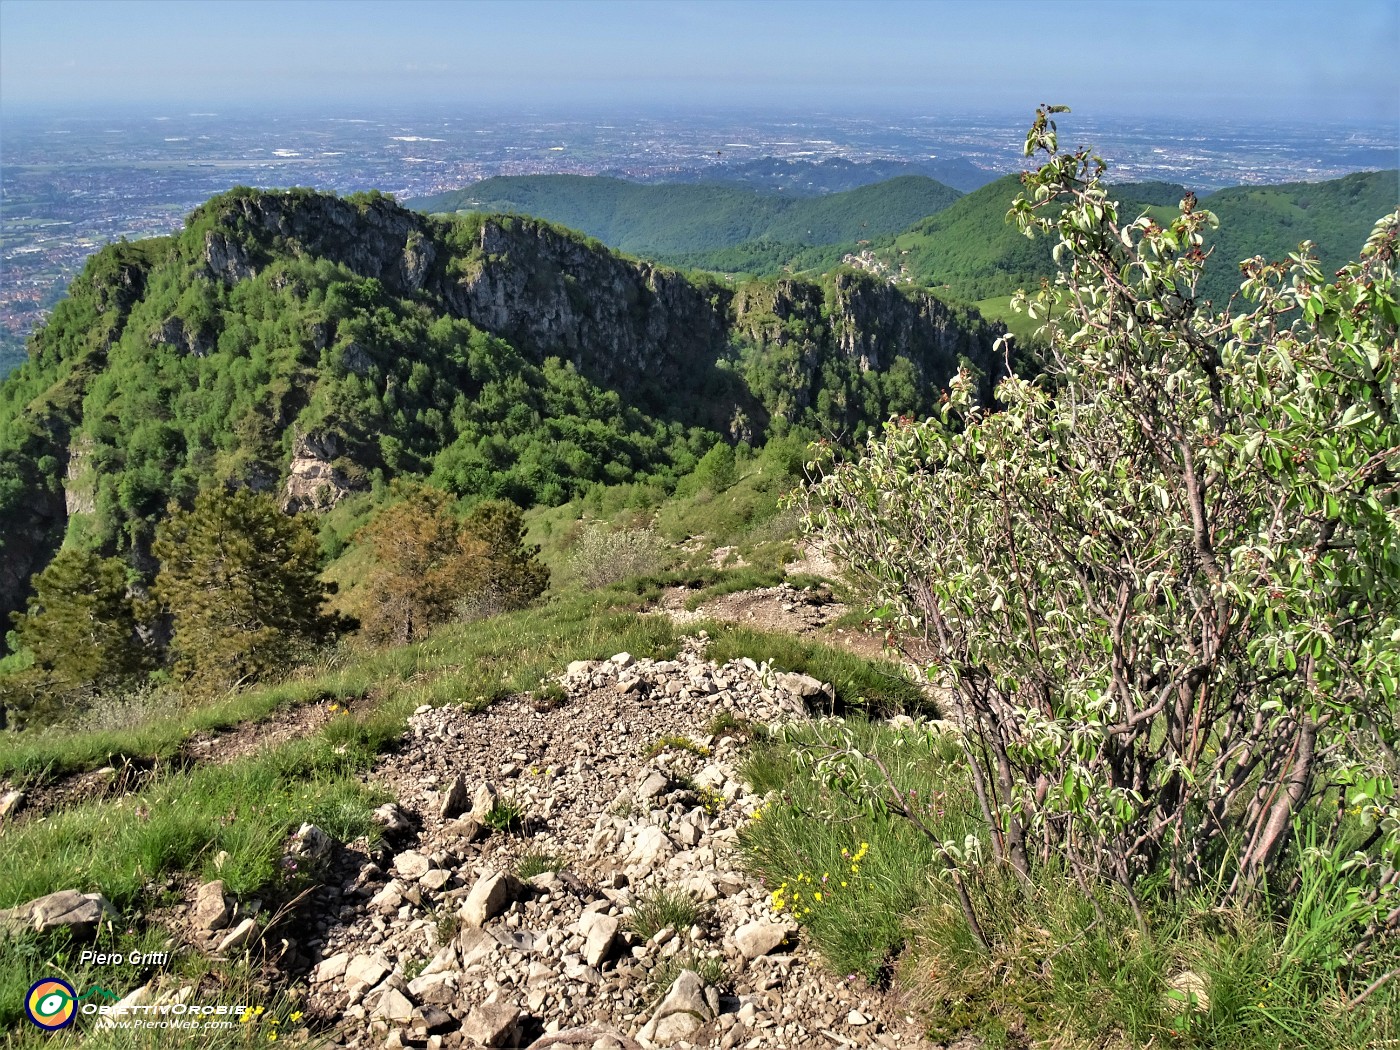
[25,978,77,1031]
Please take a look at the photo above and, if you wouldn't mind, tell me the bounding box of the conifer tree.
[357,488,549,644]
[357,486,486,645]
[693,440,738,493]
[153,488,334,692]
[10,548,149,691]
[463,499,550,611]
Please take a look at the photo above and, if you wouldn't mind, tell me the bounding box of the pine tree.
[693,440,738,493]
[153,488,334,692]
[9,548,149,690]
[357,486,489,645]
[463,499,550,612]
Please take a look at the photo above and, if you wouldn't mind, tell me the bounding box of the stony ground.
[274,636,941,1049]
[655,583,848,637]
[2,609,956,1049]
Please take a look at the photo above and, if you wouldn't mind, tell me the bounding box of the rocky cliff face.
[0,189,1006,649]
[192,190,1003,425]
[202,191,439,297]
[446,218,732,404]
[826,271,999,380]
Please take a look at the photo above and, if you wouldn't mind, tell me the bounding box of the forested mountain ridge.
[0,187,1006,648]
[629,155,1000,194]
[879,168,1400,305]
[408,174,963,261]
[410,169,1398,307]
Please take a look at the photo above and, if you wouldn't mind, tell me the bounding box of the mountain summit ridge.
[0,187,1007,643]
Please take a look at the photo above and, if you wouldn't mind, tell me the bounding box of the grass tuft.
[627,886,708,942]
[482,797,525,833]
[643,734,711,759]
[646,950,728,1003]
[515,852,565,880]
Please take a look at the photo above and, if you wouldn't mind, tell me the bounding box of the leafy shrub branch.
[805,107,1400,961]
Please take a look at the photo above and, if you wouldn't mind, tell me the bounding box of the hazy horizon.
[3,0,1397,125]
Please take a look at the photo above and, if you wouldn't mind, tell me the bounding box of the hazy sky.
[2,0,1397,123]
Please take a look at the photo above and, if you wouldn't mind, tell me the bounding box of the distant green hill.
[409,175,962,260]
[879,170,1399,308]
[1198,171,1399,304]
[883,174,1058,302]
[648,156,999,194]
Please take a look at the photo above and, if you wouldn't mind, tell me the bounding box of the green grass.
[706,710,752,738]
[0,591,681,785]
[0,741,387,911]
[736,717,1400,1049]
[0,670,370,785]
[626,886,709,942]
[482,797,525,833]
[645,950,728,1003]
[0,591,686,1043]
[523,453,807,587]
[642,735,711,760]
[972,294,1049,348]
[0,730,376,1035]
[514,852,566,880]
[738,718,975,982]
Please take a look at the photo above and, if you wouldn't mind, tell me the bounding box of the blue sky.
[2,0,1396,123]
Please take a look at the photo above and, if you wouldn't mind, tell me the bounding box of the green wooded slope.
[409,174,962,259]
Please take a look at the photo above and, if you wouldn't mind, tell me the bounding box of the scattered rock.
[461,871,519,927]
[638,969,715,1046]
[524,1029,644,1050]
[0,789,24,820]
[461,1002,523,1047]
[394,850,432,880]
[372,802,415,839]
[627,826,672,869]
[370,985,416,1023]
[192,880,231,932]
[215,917,258,953]
[439,775,470,819]
[733,920,794,960]
[0,889,115,937]
[776,671,833,702]
[288,823,334,867]
[444,816,486,842]
[636,770,671,800]
[294,635,934,1049]
[345,954,391,995]
[583,913,621,967]
[1167,970,1211,1013]
[471,782,499,822]
[311,951,351,984]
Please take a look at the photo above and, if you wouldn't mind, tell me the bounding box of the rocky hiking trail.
[3,578,953,1049]
[285,638,938,1049]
